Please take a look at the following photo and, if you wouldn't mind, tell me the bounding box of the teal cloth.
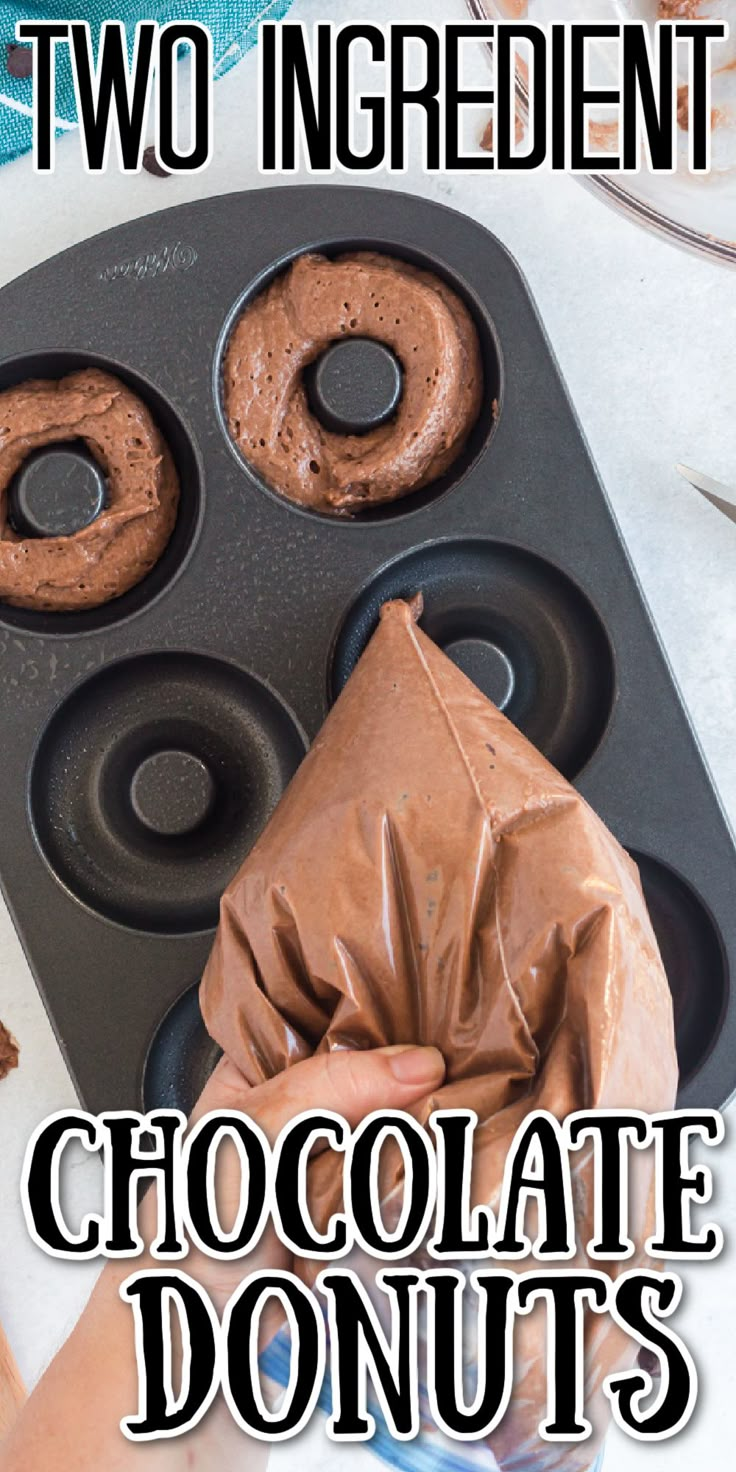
[0,1,291,165]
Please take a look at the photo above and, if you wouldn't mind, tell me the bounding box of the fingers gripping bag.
[200,596,678,1471]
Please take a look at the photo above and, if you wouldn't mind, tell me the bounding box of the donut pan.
[0,187,732,1117]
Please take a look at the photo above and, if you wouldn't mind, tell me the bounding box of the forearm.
[2,1047,444,1470]
[0,1261,267,1472]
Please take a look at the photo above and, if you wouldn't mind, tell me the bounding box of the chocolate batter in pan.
[0,369,179,612]
[223,252,483,514]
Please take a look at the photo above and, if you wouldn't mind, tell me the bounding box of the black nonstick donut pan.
[0,187,732,1117]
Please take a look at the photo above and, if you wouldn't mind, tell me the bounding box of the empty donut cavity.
[632,851,728,1090]
[29,651,308,934]
[329,539,615,781]
[143,983,221,1114]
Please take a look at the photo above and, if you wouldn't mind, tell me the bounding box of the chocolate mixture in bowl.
[223,251,483,514]
[0,369,179,612]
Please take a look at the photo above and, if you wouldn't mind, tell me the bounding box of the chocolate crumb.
[588,119,620,154]
[6,44,33,80]
[481,112,525,153]
[0,1020,19,1081]
[637,1347,661,1378]
[658,1,703,16]
[142,146,170,178]
[677,85,690,132]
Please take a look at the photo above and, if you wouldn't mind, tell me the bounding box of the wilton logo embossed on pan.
[98,242,198,284]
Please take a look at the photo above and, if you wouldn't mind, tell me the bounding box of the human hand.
[176,1044,447,1311]
[1,1044,445,1472]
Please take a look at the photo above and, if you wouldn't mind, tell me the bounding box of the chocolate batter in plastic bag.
[201,596,678,1467]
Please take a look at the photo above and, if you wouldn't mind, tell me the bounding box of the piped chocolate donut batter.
[0,370,179,612]
[223,252,483,514]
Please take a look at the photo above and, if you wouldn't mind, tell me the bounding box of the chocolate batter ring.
[0,369,179,612]
[224,251,484,515]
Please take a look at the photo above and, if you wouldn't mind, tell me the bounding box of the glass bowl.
[467,0,736,264]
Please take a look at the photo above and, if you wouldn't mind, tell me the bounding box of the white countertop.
[1,0,735,1466]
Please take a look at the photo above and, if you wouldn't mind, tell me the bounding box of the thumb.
[193,1045,446,1142]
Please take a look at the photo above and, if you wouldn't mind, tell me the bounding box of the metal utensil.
[677,464,736,526]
